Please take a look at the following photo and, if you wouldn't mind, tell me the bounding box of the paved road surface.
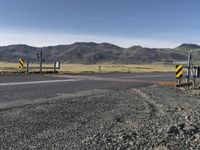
[3,73,198,150]
[0,73,174,102]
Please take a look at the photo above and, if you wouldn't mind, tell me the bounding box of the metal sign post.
[186,53,192,85]
[26,61,29,74]
[99,66,101,72]
[40,51,43,74]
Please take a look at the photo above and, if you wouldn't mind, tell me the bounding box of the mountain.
[0,42,192,64]
[175,43,200,51]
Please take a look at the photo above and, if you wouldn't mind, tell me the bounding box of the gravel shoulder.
[0,84,200,150]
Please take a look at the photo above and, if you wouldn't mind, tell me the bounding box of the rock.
[122,134,132,141]
[178,123,185,130]
[185,115,191,121]
[115,116,124,123]
[194,134,199,141]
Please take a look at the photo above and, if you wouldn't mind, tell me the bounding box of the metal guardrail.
[17,50,61,74]
[24,61,60,74]
[174,52,200,87]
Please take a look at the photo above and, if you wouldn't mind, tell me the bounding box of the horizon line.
[0,41,197,49]
[0,28,197,49]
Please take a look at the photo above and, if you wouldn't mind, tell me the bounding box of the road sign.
[176,65,183,79]
[55,61,60,69]
[18,58,24,69]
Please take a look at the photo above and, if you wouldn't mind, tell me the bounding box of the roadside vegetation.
[0,61,175,73]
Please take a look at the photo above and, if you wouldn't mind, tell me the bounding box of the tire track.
[131,89,165,118]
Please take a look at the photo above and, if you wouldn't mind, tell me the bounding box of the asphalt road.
[4,73,199,150]
[0,73,174,102]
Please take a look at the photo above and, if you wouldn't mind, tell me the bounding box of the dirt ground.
[0,83,200,150]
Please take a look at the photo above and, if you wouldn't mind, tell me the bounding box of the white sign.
[55,61,60,69]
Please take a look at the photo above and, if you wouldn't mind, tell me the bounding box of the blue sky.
[0,0,200,48]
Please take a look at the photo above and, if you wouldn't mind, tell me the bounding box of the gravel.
[0,84,200,150]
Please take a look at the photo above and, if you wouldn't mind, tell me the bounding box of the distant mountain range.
[0,42,200,64]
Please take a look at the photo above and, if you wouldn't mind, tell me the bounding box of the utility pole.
[54,61,56,73]
[186,52,192,85]
[40,50,43,74]
[26,61,29,74]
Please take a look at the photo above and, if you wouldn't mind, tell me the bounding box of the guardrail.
[173,52,200,87]
[19,60,60,74]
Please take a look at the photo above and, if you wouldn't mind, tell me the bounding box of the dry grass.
[59,64,175,73]
[0,62,19,71]
[0,62,175,73]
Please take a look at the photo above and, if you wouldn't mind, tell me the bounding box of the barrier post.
[175,65,183,87]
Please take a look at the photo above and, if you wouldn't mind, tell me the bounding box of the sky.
[0,0,200,48]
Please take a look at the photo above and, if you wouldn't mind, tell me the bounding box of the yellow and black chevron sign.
[18,58,24,69]
[175,65,183,78]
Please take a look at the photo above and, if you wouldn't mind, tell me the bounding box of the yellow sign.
[176,65,183,78]
[19,58,24,69]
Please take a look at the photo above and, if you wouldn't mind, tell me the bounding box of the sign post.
[186,53,192,84]
[40,51,43,74]
[26,61,29,74]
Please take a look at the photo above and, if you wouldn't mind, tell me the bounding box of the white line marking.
[0,79,82,86]
[50,74,174,83]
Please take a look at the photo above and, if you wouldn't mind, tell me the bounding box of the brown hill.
[0,42,191,64]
